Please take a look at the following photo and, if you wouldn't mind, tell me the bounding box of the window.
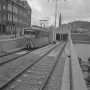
[0,14,1,22]
[8,4,12,11]
[0,5,1,11]
[13,6,18,14]
[8,14,12,21]
[3,5,6,10]
[10,15,12,21]
[8,14,10,21]
[3,15,6,21]
[13,16,17,22]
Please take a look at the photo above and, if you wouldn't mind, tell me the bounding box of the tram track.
[5,41,66,90]
[41,42,66,90]
[0,44,53,66]
[0,42,63,90]
[0,49,24,57]
[0,50,30,65]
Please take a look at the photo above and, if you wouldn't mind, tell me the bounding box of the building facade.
[0,0,31,36]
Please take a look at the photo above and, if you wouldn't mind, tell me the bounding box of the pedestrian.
[88,57,90,72]
[87,57,90,85]
[78,56,82,65]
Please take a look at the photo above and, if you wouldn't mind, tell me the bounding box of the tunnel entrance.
[56,33,68,41]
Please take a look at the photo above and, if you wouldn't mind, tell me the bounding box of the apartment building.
[0,0,31,36]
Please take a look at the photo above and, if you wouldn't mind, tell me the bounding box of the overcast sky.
[27,0,90,25]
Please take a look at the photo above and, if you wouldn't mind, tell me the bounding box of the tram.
[24,26,51,49]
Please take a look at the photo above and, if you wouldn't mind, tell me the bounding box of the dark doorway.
[56,33,60,41]
[0,24,6,34]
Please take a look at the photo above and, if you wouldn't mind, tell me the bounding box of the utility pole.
[55,0,58,27]
[1,3,3,34]
[12,1,13,37]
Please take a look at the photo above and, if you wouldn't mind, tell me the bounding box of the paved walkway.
[61,38,88,90]
[68,37,88,90]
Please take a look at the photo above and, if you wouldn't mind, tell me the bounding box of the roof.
[24,26,48,32]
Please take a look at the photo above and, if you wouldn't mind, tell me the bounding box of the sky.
[26,0,90,25]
